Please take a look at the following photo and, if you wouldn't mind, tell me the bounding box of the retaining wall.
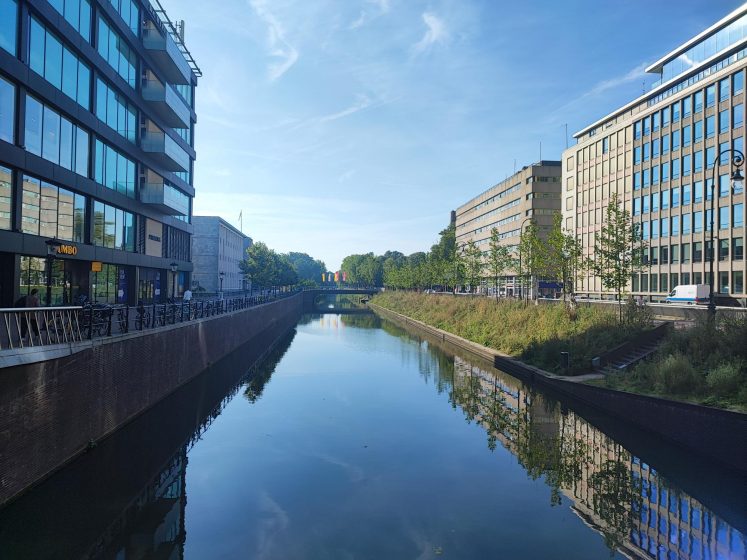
[0,293,303,507]
[371,304,747,472]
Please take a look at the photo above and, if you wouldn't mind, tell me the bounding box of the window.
[652,138,660,158]
[107,0,139,35]
[694,211,703,233]
[734,71,744,95]
[21,174,86,241]
[720,77,730,101]
[652,165,660,185]
[720,271,729,294]
[643,116,651,136]
[0,164,11,230]
[720,109,729,133]
[719,174,730,197]
[683,183,691,205]
[634,172,641,190]
[97,15,137,88]
[643,168,650,187]
[634,121,641,139]
[24,94,89,176]
[95,78,136,142]
[672,101,680,122]
[693,241,702,263]
[672,215,680,236]
[683,96,692,117]
[662,134,670,155]
[0,0,17,55]
[735,203,744,228]
[706,84,715,107]
[719,239,729,261]
[643,143,650,161]
[694,91,703,113]
[94,139,136,198]
[46,0,91,41]
[682,154,691,176]
[661,217,669,237]
[682,125,691,147]
[694,150,703,172]
[682,243,691,263]
[0,75,14,143]
[733,271,744,294]
[662,106,670,127]
[602,137,608,154]
[643,194,650,214]
[706,115,715,139]
[661,162,669,183]
[653,112,660,132]
[672,186,680,208]
[662,246,669,264]
[642,221,650,240]
[734,104,744,128]
[634,146,641,164]
[652,219,659,239]
[733,237,744,260]
[652,191,659,212]
[672,130,680,151]
[683,213,691,234]
[93,199,135,250]
[720,206,730,229]
[672,158,680,179]
[694,181,703,203]
[695,120,704,142]
[633,197,641,216]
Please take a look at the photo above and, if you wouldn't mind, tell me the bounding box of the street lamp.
[219,271,225,297]
[517,217,533,302]
[708,149,743,318]
[170,262,178,301]
[45,238,62,306]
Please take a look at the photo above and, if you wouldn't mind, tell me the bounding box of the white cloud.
[412,12,447,55]
[317,94,373,123]
[350,0,391,29]
[584,62,648,98]
[249,0,299,81]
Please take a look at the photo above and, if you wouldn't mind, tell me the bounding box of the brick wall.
[0,294,302,506]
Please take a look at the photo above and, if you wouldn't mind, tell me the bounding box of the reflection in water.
[447,355,746,559]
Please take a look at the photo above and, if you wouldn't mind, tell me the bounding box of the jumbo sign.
[57,244,78,256]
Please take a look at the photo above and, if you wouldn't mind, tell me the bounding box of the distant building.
[191,216,251,292]
[564,4,747,305]
[454,161,562,294]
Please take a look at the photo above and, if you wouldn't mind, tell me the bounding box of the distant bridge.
[302,288,379,313]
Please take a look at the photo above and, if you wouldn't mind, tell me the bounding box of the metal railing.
[0,291,297,352]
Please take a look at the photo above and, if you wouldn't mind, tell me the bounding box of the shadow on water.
[376,318,747,559]
[0,327,297,560]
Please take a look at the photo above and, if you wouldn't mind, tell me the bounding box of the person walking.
[183,288,192,302]
[20,289,40,340]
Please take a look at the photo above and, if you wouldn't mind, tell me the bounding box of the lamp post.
[708,149,743,318]
[45,238,62,306]
[517,217,533,302]
[170,262,178,301]
[219,271,225,298]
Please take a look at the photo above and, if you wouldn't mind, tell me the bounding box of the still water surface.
[0,311,745,559]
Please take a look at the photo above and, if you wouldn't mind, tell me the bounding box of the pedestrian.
[20,289,40,340]
[183,288,192,302]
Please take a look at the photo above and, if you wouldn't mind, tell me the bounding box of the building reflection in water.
[448,354,746,560]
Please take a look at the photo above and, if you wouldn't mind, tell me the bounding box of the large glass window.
[29,16,90,108]
[95,77,136,142]
[92,199,135,250]
[694,211,703,233]
[94,139,136,198]
[683,96,692,117]
[734,104,744,128]
[720,109,729,134]
[682,154,691,177]
[672,130,680,151]
[108,0,139,35]
[683,183,691,205]
[694,181,703,203]
[672,101,680,123]
[672,158,680,179]
[682,125,691,147]
[25,95,89,176]
[706,84,715,108]
[0,0,17,55]
[720,206,730,229]
[720,77,730,101]
[694,91,703,113]
[734,237,744,260]
[735,203,744,228]
[734,71,744,95]
[46,0,91,41]
[0,75,14,143]
[671,215,680,236]
[21,174,85,241]
[97,15,137,88]
[0,164,11,230]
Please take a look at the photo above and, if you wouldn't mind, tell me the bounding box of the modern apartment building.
[455,161,562,294]
[564,4,747,305]
[0,0,199,306]
[191,216,252,293]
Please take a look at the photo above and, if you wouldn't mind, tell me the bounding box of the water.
[0,311,745,559]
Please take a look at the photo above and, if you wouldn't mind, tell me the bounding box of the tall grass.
[372,292,633,375]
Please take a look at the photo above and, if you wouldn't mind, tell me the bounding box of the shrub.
[705,361,746,398]
[652,354,703,395]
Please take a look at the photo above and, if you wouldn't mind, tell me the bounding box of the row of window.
[633,270,744,295]
[93,199,135,250]
[642,239,744,266]
[637,205,745,240]
[0,75,12,143]
[458,197,521,229]
[634,72,744,139]
[21,173,86,241]
[107,0,139,36]
[0,0,17,56]
[633,179,742,215]
[47,0,92,42]
[94,138,136,199]
[30,15,91,108]
[464,182,523,215]
[96,14,137,88]
[95,77,137,142]
[460,213,521,238]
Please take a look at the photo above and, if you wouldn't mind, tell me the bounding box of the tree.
[517,220,545,301]
[544,213,585,303]
[286,252,326,285]
[240,242,277,289]
[487,227,515,300]
[463,240,484,293]
[588,194,647,323]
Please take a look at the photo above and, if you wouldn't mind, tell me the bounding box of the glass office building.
[0,0,199,306]
[563,4,747,306]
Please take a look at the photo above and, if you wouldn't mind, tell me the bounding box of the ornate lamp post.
[219,270,225,297]
[45,238,62,306]
[170,262,178,301]
[708,149,743,318]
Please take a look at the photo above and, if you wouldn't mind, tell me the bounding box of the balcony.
[142,79,191,129]
[143,27,191,85]
[140,182,190,215]
[142,131,190,172]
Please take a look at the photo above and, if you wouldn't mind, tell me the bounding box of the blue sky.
[159,0,742,270]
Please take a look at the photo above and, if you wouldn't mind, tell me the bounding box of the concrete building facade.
[0,0,200,306]
[563,4,747,306]
[455,161,562,294]
[191,215,251,293]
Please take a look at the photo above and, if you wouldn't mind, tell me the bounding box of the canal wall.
[371,304,747,473]
[0,294,303,507]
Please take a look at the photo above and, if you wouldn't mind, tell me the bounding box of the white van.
[665,284,710,305]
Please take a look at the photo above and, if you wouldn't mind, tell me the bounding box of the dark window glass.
[0,0,17,55]
[0,75,14,143]
[0,164,11,231]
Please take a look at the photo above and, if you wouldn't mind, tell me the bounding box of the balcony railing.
[142,130,190,172]
[142,26,191,85]
[142,78,191,128]
[140,182,190,215]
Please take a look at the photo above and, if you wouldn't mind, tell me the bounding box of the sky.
[159,0,743,270]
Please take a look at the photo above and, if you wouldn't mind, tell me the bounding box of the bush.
[652,354,703,395]
[705,361,746,397]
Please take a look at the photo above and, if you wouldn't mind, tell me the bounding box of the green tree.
[463,240,484,293]
[487,227,515,299]
[517,220,545,301]
[588,194,647,322]
[545,213,585,302]
[286,252,326,285]
[240,241,277,289]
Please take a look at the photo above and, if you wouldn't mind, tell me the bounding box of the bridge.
[302,288,379,313]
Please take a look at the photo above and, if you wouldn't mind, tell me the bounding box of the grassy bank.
[596,317,747,412]
[371,292,639,375]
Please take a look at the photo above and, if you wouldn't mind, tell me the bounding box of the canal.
[0,309,745,559]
